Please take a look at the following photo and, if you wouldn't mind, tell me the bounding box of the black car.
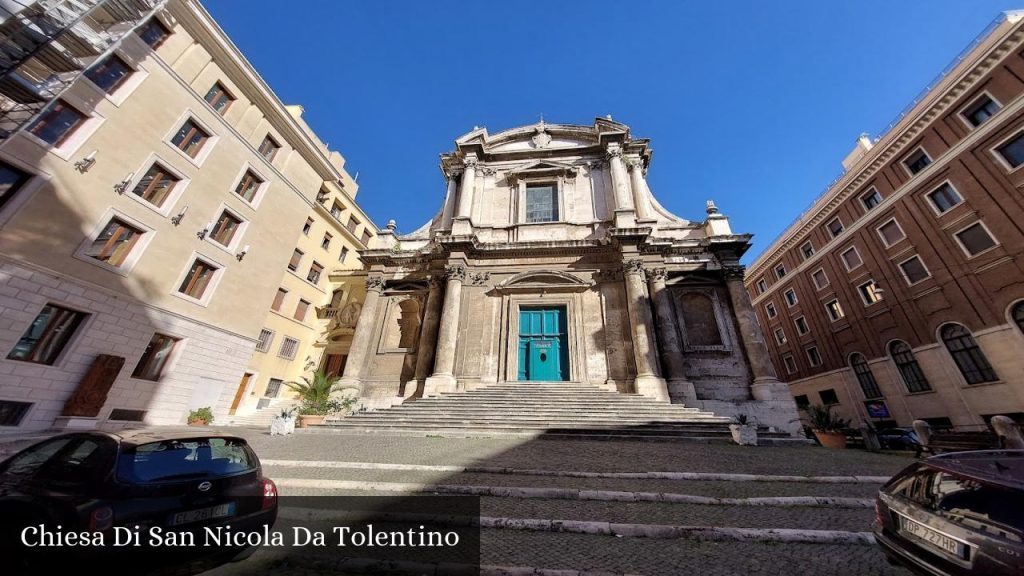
[0,429,277,575]
[874,450,1024,576]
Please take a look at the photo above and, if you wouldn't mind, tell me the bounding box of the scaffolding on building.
[0,0,166,140]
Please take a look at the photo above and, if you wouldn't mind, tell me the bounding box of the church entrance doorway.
[518,306,569,381]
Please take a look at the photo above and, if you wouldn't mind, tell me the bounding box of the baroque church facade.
[337,118,800,433]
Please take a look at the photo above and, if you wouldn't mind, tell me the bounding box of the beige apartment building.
[744,11,1024,431]
[0,0,375,431]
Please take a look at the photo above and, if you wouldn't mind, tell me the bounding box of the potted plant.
[286,371,358,428]
[187,407,213,426]
[729,413,758,446]
[803,404,852,449]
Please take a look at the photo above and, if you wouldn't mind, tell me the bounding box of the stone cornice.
[746,17,1024,282]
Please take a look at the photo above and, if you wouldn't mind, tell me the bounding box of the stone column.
[607,144,635,228]
[647,268,697,404]
[622,259,669,402]
[723,266,788,401]
[628,157,654,222]
[338,274,385,394]
[412,276,444,393]
[452,154,477,235]
[423,263,466,396]
[439,170,460,231]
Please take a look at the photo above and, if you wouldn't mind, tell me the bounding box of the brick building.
[744,11,1024,430]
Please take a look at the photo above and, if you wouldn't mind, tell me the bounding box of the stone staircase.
[224,398,300,428]
[312,381,798,443]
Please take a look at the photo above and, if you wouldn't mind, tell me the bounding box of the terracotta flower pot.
[187,420,208,427]
[297,414,325,428]
[814,430,847,449]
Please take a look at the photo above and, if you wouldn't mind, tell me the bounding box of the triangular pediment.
[509,159,577,174]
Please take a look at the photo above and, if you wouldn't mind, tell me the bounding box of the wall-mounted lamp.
[74,150,97,173]
[170,204,189,226]
[113,171,135,195]
[197,220,213,240]
[236,244,250,261]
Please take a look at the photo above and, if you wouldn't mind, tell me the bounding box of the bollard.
[912,419,932,456]
[991,415,1024,449]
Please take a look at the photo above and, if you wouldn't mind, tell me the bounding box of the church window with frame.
[525,183,558,223]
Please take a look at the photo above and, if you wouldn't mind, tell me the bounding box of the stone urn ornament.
[729,414,758,446]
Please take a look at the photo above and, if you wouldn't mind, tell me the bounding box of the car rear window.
[116,438,257,483]
[930,472,1024,541]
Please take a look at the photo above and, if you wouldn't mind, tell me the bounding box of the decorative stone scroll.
[469,271,491,286]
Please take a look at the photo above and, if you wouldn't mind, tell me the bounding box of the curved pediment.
[496,270,591,293]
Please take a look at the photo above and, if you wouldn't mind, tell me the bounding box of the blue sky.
[205,1,1018,263]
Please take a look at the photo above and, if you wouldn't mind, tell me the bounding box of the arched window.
[888,341,931,393]
[940,324,998,384]
[1013,302,1024,334]
[850,353,882,399]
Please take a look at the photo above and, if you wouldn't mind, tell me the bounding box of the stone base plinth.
[634,375,670,403]
[667,378,698,405]
[697,398,804,437]
[750,378,790,402]
[422,374,458,398]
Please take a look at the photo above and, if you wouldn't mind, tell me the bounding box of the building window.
[899,255,930,285]
[288,249,303,271]
[818,389,839,405]
[876,219,906,247]
[806,346,822,367]
[794,316,809,335]
[0,161,30,212]
[996,131,1024,169]
[307,262,323,285]
[774,328,787,345]
[774,264,787,279]
[361,230,372,245]
[889,341,931,393]
[793,393,809,407]
[84,218,143,267]
[256,328,274,353]
[171,119,210,158]
[278,337,299,360]
[209,211,242,247]
[860,188,882,210]
[962,94,1000,127]
[784,288,798,307]
[331,202,344,219]
[954,222,997,257]
[294,299,310,321]
[756,279,767,294]
[131,163,179,208]
[1012,302,1024,335]
[827,217,845,238]
[321,233,332,250]
[302,217,313,236]
[525,183,558,223]
[940,324,998,384]
[177,258,218,300]
[0,400,32,427]
[800,242,815,259]
[7,304,87,365]
[825,299,844,321]
[85,54,132,94]
[131,333,178,381]
[204,82,234,115]
[858,279,883,306]
[840,246,862,270]
[264,378,284,398]
[346,215,360,234]
[138,18,170,48]
[27,100,85,145]
[850,353,882,399]
[764,302,777,319]
[271,288,287,312]
[812,268,829,290]
[233,169,263,202]
[258,135,280,162]
[784,356,798,375]
[903,148,932,175]
[340,246,349,263]
[927,182,962,214]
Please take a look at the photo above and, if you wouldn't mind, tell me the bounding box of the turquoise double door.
[517,306,569,381]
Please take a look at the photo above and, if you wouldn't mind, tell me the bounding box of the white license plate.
[170,502,235,526]
[899,514,965,558]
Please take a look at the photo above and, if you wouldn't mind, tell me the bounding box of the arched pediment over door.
[494,270,592,294]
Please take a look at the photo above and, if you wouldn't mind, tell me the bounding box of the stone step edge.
[261,459,891,484]
[277,507,876,546]
[293,428,807,444]
[273,477,874,508]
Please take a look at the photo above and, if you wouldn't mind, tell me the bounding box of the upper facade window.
[288,249,303,271]
[826,217,845,238]
[756,279,767,294]
[0,161,31,212]
[204,82,234,115]
[131,333,178,381]
[800,242,815,260]
[961,94,1000,127]
[209,211,242,247]
[860,188,882,211]
[307,262,323,285]
[525,183,558,223]
[171,119,210,158]
[774,264,787,279]
[784,288,798,307]
[903,148,932,175]
[812,268,829,290]
[764,302,777,319]
[825,299,844,321]
[27,100,85,146]
[361,230,372,245]
[927,182,962,214]
[954,222,997,257]
[995,132,1024,169]
[876,218,906,248]
[85,55,132,94]
[259,135,281,162]
[858,279,883,306]
[138,18,171,49]
[178,258,218,301]
[234,169,264,203]
[132,163,179,208]
[899,255,931,285]
[7,304,87,365]
[84,218,143,267]
[840,246,863,271]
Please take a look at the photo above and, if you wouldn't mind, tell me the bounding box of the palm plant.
[286,371,358,416]
[802,404,851,432]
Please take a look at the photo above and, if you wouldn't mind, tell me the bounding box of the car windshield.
[116,438,256,482]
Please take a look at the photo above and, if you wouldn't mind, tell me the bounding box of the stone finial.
[706,200,720,216]
[386,219,397,231]
[605,114,613,120]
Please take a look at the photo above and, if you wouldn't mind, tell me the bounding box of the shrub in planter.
[803,404,851,449]
[187,407,213,426]
[286,371,359,428]
[729,413,758,446]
